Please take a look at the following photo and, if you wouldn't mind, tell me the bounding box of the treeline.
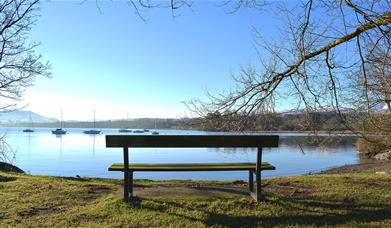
[4,112,350,132]
[196,112,349,132]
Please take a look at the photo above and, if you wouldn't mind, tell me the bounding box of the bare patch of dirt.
[263,179,315,199]
[86,184,112,194]
[83,184,113,200]
[113,182,251,200]
[114,180,317,201]
[320,161,391,174]
[17,207,62,218]
[135,184,249,199]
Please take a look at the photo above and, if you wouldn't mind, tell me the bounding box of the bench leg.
[123,147,130,203]
[248,170,254,192]
[255,170,262,202]
[129,171,133,197]
[255,147,263,202]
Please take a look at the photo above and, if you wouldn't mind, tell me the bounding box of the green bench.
[106,135,279,202]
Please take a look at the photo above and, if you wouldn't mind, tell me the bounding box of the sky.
[23,0,282,121]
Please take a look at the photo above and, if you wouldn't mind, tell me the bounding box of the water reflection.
[26,132,32,159]
[88,134,96,156]
[208,136,357,155]
[280,136,356,147]
[55,134,63,157]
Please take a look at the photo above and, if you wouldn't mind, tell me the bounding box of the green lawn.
[0,171,390,227]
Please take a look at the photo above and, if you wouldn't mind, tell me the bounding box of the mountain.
[279,104,391,116]
[0,111,58,123]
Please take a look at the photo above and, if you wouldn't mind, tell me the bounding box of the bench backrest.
[106,135,279,148]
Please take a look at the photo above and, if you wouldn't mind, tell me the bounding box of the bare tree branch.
[0,0,51,162]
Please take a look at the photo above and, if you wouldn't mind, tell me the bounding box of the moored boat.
[23,129,34,133]
[118,129,132,133]
[83,129,101,134]
[52,109,67,135]
[84,110,101,135]
[119,113,132,133]
[23,112,35,133]
[133,129,144,133]
[52,128,66,135]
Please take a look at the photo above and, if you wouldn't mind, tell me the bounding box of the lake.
[2,127,362,180]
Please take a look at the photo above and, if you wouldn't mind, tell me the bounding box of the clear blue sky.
[24,1,281,121]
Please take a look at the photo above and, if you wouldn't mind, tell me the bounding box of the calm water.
[2,127,360,180]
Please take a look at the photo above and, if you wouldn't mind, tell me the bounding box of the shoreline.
[319,160,391,174]
[3,160,391,182]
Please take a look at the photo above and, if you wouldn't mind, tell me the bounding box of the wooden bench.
[106,135,279,202]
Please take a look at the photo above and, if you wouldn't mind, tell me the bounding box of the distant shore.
[0,125,356,135]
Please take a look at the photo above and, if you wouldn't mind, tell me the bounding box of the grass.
[0,171,390,227]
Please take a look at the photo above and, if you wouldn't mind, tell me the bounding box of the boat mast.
[93,110,96,129]
[29,112,33,129]
[127,113,129,129]
[60,109,63,129]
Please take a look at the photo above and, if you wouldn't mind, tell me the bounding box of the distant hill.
[281,104,388,116]
[0,110,57,123]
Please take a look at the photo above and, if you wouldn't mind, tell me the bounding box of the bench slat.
[108,162,275,172]
[106,135,279,148]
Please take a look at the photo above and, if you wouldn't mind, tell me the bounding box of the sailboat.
[151,117,159,135]
[118,129,132,133]
[23,111,34,133]
[52,109,66,135]
[133,129,144,133]
[118,113,132,133]
[84,110,101,134]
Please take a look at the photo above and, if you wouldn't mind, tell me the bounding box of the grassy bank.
[0,171,390,227]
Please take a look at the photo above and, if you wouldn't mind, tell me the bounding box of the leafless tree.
[98,1,390,153]
[0,0,51,162]
[92,0,268,21]
[93,0,194,21]
[183,1,389,148]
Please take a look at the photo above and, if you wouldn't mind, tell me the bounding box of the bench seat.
[108,162,275,172]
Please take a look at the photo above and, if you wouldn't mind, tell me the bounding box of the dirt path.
[320,161,391,174]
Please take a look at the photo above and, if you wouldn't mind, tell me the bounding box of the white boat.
[118,129,132,133]
[23,112,34,133]
[84,110,101,135]
[151,118,159,135]
[133,129,145,133]
[23,128,34,133]
[52,128,66,135]
[118,113,132,133]
[52,109,67,135]
[84,129,101,134]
